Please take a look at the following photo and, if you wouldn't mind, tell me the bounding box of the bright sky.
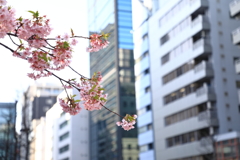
[0,0,90,102]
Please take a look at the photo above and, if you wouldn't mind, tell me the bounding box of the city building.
[44,89,89,160]
[132,0,155,160]
[0,102,18,160]
[88,0,138,159]
[20,83,62,160]
[215,131,240,160]
[145,0,240,159]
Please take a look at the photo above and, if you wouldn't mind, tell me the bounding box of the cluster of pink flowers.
[116,114,137,131]
[51,36,74,70]
[17,16,52,48]
[80,72,108,111]
[59,98,81,115]
[0,1,17,38]
[86,33,109,52]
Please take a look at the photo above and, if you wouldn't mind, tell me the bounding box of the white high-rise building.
[134,0,240,159]
[132,0,155,160]
[45,88,89,160]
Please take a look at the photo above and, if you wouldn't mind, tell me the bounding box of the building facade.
[20,83,62,160]
[132,0,155,160]
[88,0,138,160]
[215,131,240,160]
[0,102,17,160]
[44,89,89,160]
[147,0,240,159]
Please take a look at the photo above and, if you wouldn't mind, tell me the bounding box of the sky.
[0,0,90,102]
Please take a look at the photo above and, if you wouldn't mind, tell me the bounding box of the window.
[160,34,170,45]
[60,112,66,117]
[145,86,151,93]
[59,132,69,141]
[60,120,68,129]
[128,144,131,149]
[161,53,170,65]
[59,145,69,154]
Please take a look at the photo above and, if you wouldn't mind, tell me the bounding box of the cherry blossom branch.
[101,103,124,118]
[59,79,70,99]
[0,42,15,52]
[44,69,80,91]
[8,34,20,47]
[68,65,90,80]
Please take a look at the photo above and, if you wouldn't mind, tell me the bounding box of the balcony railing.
[198,110,217,121]
[230,0,240,17]
[193,38,211,50]
[195,83,214,97]
[191,15,209,28]
[194,61,212,73]
[232,27,240,45]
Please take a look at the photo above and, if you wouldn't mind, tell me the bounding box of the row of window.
[162,61,194,84]
[161,38,193,65]
[164,82,201,105]
[159,0,194,27]
[165,103,208,126]
[160,16,191,45]
[216,138,240,159]
[166,128,209,148]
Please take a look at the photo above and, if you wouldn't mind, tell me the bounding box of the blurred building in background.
[132,0,240,159]
[132,0,155,160]
[0,102,18,160]
[88,0,138,160]
[44,89,89,160]
[20,83,62,160]
[214,131,240,160]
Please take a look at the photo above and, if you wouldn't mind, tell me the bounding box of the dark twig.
[101,103,124,118]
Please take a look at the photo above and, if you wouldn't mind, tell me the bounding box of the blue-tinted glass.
[118,21,132,27]
[118,11,132,18]
[119,43,133,49]
[118,4,132,11]
[119,36,133,43]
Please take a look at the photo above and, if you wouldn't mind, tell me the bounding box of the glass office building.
[88,0,138,160]
[0,102,17,160]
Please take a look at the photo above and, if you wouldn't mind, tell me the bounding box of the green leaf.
[74,100,81,102]
[19,39,23,44]
[71,28,74,37]
[28,10,35,14]
[63,41,70,49]
[72,94,76,98]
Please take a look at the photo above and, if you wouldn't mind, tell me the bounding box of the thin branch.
[44,69,80,91]
[0,42,15,52]
[8,34,20,47]
[59,79,70,99]
[101,103,124,118]
[68,65,90,79]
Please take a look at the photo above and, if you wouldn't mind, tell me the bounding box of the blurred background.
[0,0,240,160]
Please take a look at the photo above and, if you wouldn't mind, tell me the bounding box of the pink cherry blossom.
[0,0,7,6]
[71,39,78,46]
[59,98,81,115]
[86,33,109,52]
[17,16,52,48]
[116,114,137,131]
[79,72,108,111]
[0,6,17,38]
